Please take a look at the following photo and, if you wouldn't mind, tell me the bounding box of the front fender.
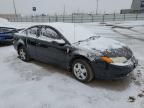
[71,49,97,62]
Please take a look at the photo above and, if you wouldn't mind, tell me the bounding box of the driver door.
[25,26,40,58]
[36,25,69,66]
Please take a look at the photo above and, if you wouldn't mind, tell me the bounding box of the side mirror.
[52,39,66,46]
[64,44,73,49]
[52,41,58,44]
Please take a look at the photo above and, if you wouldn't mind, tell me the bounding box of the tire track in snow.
[112,28,144,42]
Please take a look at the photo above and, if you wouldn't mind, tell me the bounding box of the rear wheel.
[72,59,94,83]
[18,46,30,62]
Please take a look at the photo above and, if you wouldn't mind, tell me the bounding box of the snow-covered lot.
[0,21,144,108]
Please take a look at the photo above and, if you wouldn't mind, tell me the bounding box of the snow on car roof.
[38,22,95,43]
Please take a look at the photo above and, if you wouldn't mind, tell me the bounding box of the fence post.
[92,15,94,22]
[124,14,125,21]
[136,13,138,20]
[16,17,17,22]
[21,16,23,22]
[49,16,51,22]
[102,14,105,22]
[113,13,116,21]
[72,14,74,23]
[12,16,14,22]
[63,14,65,22]
[81,15,83,23]
[55,15,58,22]
[14,17,18,22]
[31,16,33,22]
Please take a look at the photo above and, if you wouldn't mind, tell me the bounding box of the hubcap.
[73,63,88,80]
[19,48,26,60]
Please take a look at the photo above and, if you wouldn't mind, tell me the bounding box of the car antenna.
[74,23,76,43]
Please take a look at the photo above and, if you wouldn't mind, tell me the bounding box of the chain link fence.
[6,13,144,23]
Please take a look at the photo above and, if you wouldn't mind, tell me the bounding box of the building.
[121,0,144,14]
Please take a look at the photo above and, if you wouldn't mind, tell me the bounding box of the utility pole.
[12,0,17,16]
[96,0,99,15]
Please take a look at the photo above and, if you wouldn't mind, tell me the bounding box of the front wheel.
[18,46,30,62]
[72,59,94,83]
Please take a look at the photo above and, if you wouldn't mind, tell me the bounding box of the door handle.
[37,43,41,45]
[36,43,41,45]
[37,43,49,48]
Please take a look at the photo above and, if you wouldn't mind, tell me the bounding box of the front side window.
[39,26,65,44]
[40,26,59,39]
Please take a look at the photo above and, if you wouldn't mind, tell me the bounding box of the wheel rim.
[19,48,26,60]
[73,63,88,80]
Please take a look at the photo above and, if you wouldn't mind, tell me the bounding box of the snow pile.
[0,18,12,28]
[0,18,8,23]
[0,19,31,29]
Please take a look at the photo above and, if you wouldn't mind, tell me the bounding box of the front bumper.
[91,56,138,80]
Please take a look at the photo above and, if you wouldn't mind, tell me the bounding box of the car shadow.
[12,55,134,92]
[29,59,133,92]
[87,76,133,92]
[29,59,71,76]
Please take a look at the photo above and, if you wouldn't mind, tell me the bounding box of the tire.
[18,46,30,62]
[72,59,94,83]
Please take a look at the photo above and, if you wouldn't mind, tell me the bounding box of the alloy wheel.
[73,63,88,80]
[19,48,26,60]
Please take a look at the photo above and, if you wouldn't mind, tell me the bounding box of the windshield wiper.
[88,36,101,40]
[73,35,101,44]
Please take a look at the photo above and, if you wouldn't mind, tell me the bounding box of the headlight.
[111,57,127,63]
[101,57,127,63]
[101,57,113,63]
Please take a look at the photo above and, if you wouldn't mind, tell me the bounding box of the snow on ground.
[0,18,8,23]
[0,21,144,108]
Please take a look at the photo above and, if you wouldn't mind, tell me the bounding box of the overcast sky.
[0,0,132,15]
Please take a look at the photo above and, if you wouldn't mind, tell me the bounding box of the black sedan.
[13,24,138,82]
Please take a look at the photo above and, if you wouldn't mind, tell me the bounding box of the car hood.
[73,37,132,59]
